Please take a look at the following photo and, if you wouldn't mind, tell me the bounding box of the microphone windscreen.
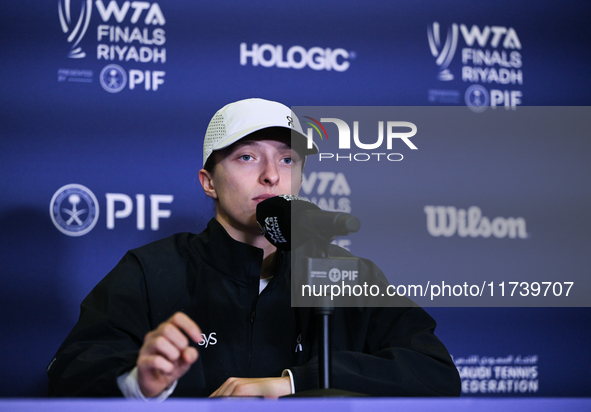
[256,195,319,250]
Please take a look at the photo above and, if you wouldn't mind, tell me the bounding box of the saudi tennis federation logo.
[50,184,99,236]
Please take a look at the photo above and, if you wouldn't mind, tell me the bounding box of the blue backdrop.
[1,0,590,397]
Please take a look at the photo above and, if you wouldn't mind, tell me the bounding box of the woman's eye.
[282,157,292,165]
[239,154,252,161]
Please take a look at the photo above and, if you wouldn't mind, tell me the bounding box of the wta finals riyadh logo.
[58,0,93,58]
[50,184,99,236]
[427,22,459,81]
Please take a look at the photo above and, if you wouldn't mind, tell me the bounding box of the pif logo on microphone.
[328,268,359,282]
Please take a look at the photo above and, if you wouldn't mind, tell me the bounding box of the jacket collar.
[191,218,284,285]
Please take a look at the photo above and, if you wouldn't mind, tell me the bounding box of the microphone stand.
[286,238,366,398]
[316,305,334,391]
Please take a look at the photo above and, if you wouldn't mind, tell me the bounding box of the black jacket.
[47,219,460,397]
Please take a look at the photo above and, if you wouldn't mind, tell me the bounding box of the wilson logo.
[424,206,528,239]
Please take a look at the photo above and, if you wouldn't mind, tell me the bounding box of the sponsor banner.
[427,22,524,111]
[49,184,174,236]
[2,0,591,398]
[291,106,591,307]
[240,43,354,72]
[455,354,539,395]
[425,205,528,239]
[57,0,167,93]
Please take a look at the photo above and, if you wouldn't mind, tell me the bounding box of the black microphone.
[256,195,360,250]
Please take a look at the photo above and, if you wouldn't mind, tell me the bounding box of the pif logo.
[304,117,417,162]
[50,183,99,236]
[50,184,174,236]
[99,64,165,92]
[328,268,358,282]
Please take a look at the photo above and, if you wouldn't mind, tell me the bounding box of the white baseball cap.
[203,98,319,167]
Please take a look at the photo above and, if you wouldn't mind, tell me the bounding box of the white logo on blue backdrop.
[465,85,490,113]
[50,184,100,236]
[427,22,458,81]
[424,205,528,239]
[100,64,127,93]
[58,0,92,59]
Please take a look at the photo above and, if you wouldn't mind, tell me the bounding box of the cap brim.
[212,125,319,155]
